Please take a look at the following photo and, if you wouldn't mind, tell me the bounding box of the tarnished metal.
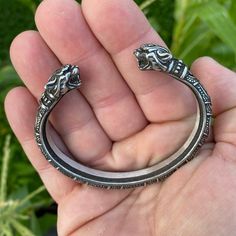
[35,44,212,188]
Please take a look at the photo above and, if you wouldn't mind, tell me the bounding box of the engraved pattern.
[35,65,81,164]
[35,45,212,189]
[134,44,212,171]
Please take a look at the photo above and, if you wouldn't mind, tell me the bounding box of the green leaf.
[0,135,11,202]
[229,0,236,25]
[30,214,42,236]
[171,0,198,56]
[9,186,29,202]
[18,186,45,210]
[10,219,35,236]
[196,1,236,54]
[171,0,236,68]
[0,222,13,236]
[139,0,156,10]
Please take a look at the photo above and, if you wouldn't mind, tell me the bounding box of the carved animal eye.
[159,48,167,53]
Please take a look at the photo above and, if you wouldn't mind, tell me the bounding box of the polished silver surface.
[35,44,212,188]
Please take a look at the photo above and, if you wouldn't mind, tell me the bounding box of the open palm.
[5,0,236,235]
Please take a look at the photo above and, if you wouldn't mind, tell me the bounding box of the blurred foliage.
[0,136,53,236]
[0,0,236,235]
[172,0,236,68]
[0,0,38,66]
[137,0,175,46]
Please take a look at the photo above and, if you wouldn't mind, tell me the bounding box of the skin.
[4,0,236,235]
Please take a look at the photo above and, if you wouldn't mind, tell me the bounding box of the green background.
[0,0,236,235]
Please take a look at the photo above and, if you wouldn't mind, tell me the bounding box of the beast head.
[45,64,81,97]
[134,44,172,72]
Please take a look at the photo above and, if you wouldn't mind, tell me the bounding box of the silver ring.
[35,44,212,189]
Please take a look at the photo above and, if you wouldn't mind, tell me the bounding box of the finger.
[35,0,147,141]
[82,0,196,122]
[4,87,77,203]
[191,57,236,116]
[10,31,111,164]
[214,108,236,147]
[58,186,132,235]
[106,117,196,171]
[191,57,236,147]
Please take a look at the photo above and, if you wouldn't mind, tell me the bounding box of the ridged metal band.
[35,44,212,189]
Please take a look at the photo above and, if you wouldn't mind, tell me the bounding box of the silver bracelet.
[35,44,212,189]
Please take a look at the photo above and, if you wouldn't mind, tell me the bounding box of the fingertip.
[191,56,236,116]
[35,0,97,63]
[4,86,28,114]
[191,56,215,69]
[4,86,37,143]
[191,56,232,76]
[82,0,155,54]
[9,29,61,98]
[191,56,235,86]
[10,30,39,65]
[35,0,79,24]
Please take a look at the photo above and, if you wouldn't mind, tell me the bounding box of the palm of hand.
[5,0,236,235]
[55,120,236,236]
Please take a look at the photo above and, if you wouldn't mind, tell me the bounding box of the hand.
[5,0,236,235]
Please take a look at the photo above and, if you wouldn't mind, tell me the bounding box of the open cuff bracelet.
[35,44,212,189]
